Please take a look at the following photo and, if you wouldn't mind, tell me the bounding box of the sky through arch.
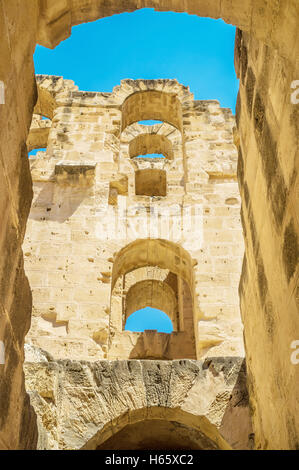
[32,9,238,330]
[33,9,238,112]
[125,307,173,333]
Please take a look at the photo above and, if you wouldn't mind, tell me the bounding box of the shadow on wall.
[29,167,95,223]
[128,330,173,360]
[127,329,197,361]
[218,358,253,450]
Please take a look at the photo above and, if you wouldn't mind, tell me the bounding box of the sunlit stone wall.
[23,77,244,362]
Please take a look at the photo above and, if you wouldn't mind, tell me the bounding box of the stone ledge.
[54,163,96,186]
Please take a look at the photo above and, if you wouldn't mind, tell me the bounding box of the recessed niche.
[135,169,166,197]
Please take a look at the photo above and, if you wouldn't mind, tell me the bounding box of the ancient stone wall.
[23,77,244,363]
[0,0,38,450]
[235,29,299,450]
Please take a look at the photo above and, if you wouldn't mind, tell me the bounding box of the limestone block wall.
[235,30,299,450]
[23,77,245,363]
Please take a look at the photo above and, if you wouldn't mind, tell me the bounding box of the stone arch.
[24,357,250,450]
[119,120,185,197]
[125,279,177,327]
[129,133,174,160]
[111,238,195,291]
[36,1,296,66]
[116,80,194,133]
[122,90,183,131]
[26,114,52,152]
[109,239,197,360]
[82,407,231,450]
[121,121,182,148]
[123,269,177,335]
[111,78,194,108]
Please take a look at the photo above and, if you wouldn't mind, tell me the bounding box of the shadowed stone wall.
[0,0,38,450]
[235,29,299,450]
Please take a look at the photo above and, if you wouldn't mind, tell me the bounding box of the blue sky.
[34,9,238,110]
[33,9,238,332]
[125,308,173,333]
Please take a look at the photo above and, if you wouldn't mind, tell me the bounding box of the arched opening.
[109,240,197,360]
[111,239,194,290]
[125,279,177,325]
[125,307,173,333]
[129,133,173,160]
[81,407,231,450]
[27,113,52,154]
[96,419,215,450]
[122,90,183,132]
[120,119,183,198]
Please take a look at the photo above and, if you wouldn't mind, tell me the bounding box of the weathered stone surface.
[24,356,251,450]
[235,29,299,450]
